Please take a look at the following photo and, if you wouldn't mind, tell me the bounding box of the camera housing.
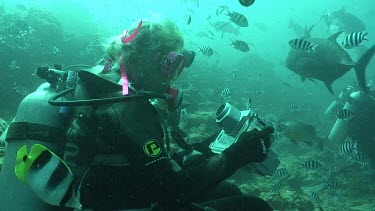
[210,103,280,176]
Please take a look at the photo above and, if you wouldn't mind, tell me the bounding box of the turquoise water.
[0,0,374,210]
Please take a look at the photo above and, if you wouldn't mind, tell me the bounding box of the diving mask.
[160,49,195,80]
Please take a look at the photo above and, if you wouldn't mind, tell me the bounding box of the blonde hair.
[107,19,184,65]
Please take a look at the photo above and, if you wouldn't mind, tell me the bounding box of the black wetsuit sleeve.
[146,152,237,209]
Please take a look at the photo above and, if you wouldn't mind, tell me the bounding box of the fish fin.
[15,145,29,183]
[327,31,344,42]
[355,45,375,94]
[324,81,334,95]
[311,44,318,53]
[302,25,314,39]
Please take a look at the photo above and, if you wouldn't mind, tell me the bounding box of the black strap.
[5,122,67,143]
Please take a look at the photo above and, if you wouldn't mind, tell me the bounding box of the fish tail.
[363,31,369,41]
[311,44,318,53]
[355,45,375,94]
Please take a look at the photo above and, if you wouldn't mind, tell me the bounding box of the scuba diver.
[0,19,274,211]
[326,83,375,170]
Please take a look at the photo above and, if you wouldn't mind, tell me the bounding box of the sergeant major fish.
[289,38,318,53]
[342,31,368,49]
[198,46,214,56]
[231,40,250,52]
[227,10,248,27]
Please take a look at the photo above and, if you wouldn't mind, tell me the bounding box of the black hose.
[48,88,167,107]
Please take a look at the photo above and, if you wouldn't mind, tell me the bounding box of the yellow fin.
[14,145,29,183]
[15,144,73,183]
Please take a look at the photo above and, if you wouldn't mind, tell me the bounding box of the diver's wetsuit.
[66,74,272,211]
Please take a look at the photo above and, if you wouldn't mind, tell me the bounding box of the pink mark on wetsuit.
[119,54,129,95]
[121,20,143,44]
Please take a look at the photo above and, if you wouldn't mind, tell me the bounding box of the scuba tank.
[328,91,365,143]
[0,65,80,211]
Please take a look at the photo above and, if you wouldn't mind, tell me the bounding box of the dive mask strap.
[119,54,129,95]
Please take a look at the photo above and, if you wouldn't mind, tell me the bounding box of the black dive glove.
[223,126,274,170]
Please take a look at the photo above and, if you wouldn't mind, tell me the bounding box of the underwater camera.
[209,103,280,176]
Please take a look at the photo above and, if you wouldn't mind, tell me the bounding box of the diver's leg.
[194,181,242,202]
[197,195,273,211]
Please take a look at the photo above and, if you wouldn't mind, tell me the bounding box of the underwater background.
[0,0,374,210]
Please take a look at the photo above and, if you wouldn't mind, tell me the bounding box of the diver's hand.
[223,126,274,169]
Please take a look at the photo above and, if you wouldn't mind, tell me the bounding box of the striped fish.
[336,109,353,120]
[327,180,342,190]
[220,87,231,98]
[276,123,287,133]
[231,40,250,52]
[336,175,349,184]
[354,152,368,164]
[272,168,289,181]
[289,38,319,53]
[342,31,368,49]
[271,182,284,193]
[15,144,82,209]
[300,160,322,170]
[227,10,248,27]
[309,191,321,203]
[198,46,214,56]
[340,141,357,157]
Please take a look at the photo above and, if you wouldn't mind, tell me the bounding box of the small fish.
[239,0,255,7]
[231,40,250,52]
[276,123,287,133]
[8,60,20,70]
[185,15,192,25]
[288,103,303,111]
[15,144,82,209]
[340,141,357,157]
[282,82,293,88]
[327,180,342,190]
[354,152,368,164]
[309,191,321,204]
[300,160,322,170]
[246,98,252,109]
[289,38,318,53]
[342,31,368,49]
[198,46,213,56]
[273,168,289,181]
[232,68,238,79]
[216,6,228,16]
[220,87,231,98]
[336,175,349,184]
[330,165,341,173]
[364,168,374,175]
[227,10,248,27]
[254,90,264,96]
[4,27,22,37]
[271,182,284,193]
[336,109,353,120]
[43,46,60,55]
[14,85,30,96]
